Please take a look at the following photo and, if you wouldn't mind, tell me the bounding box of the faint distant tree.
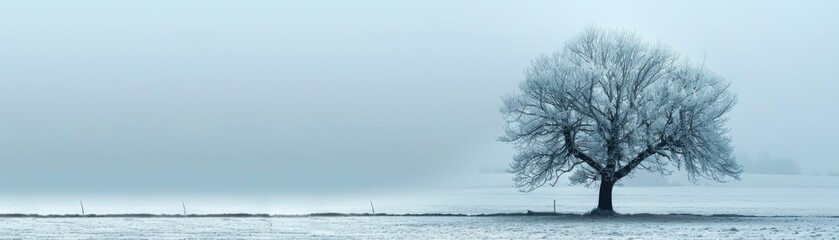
[499,27,742,214]
[740,153,800,175]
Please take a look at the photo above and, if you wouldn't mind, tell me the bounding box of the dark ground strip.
[0,212,832,218]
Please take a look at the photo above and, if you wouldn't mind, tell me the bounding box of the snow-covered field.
[2,174,838,239]
[1,215,837,239]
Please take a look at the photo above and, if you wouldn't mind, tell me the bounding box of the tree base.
[587,208,619,216]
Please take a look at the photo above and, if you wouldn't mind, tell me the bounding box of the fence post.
[370,200,375,214]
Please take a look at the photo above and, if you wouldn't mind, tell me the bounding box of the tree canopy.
[500,27,742,196]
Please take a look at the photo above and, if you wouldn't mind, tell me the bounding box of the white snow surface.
[1,215,837,239]
[2,173,838,238]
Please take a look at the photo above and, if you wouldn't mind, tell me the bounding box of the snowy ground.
[1,215,837,239]
[2,174,838,239]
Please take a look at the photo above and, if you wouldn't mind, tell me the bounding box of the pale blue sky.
[1,0,838,194]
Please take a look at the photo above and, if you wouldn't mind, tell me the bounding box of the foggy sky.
[2,0,838,194]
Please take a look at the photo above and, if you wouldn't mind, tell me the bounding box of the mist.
[2,0,838,195]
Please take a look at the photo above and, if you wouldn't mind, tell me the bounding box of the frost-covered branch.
[501,27,741,192]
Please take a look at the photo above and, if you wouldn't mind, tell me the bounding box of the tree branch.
[614,140,668,179]
[563,130,604,173]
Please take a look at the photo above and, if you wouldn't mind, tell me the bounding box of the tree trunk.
[597,180,616,212]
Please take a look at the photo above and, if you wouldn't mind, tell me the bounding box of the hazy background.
[1,0,838,195]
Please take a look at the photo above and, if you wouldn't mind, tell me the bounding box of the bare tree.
[500,27,741,213]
